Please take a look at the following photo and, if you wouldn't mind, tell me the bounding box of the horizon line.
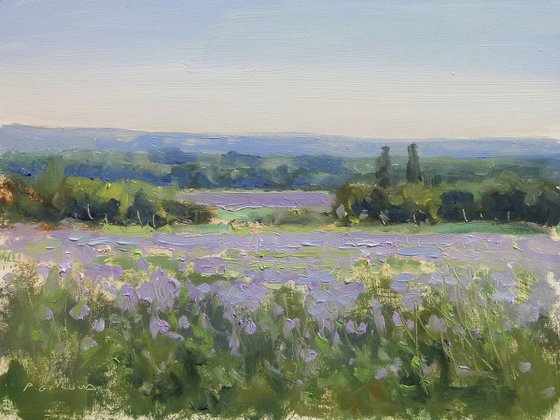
[2,123,559,142]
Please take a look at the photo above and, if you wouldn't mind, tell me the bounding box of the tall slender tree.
[406,143,421,183]
[375,146,391,188]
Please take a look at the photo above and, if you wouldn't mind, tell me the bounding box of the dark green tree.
[126,189,163,228]
[35,156,65,200]
[374,146,391,188]
[406,143,422,183]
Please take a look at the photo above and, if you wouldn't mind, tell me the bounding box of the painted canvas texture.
[0,1,560,419]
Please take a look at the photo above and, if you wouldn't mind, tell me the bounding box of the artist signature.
[23,382,98,392]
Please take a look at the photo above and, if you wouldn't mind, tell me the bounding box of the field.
[1,213,560,418]
[1,151,560,419]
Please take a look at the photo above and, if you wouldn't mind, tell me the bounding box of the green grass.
[214,207,276,222]
[96,219,548,237]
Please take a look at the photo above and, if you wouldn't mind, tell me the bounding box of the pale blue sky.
[1,0,559,137]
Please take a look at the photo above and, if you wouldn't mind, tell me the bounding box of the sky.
[0,0,559,138]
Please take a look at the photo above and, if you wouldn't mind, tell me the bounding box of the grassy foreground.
[0,247,559,419]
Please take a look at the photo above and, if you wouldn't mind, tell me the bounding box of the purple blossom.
[286,318,300,331]
[178,315,191,330]
[392,312,403,327]
[119,283,139,312]
[138,256,149,272]
[345,320,367,335]
[44,307,53,321]
[178,258,186,273]
[332,330,341,345]
[456,365,470,374]
[91,318,105,332]
[283,317,300,338]
[197,283,212,293]
[223,304,235,323]
[37,264,51,280]
[137,272,181,312]
[519,362,532,373]
[149,317,170,339]
[403,290,423,311]
[345,320,357,334]
[69,302,90,320]
[272,303,284,317]
[245,319,257,335]
[86,264,123,281]
[356,322,367,335]
[375,367,387,380]
[165,331,185,341]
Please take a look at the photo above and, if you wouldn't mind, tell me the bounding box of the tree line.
[335,143,560,226]
[0,157,213,227]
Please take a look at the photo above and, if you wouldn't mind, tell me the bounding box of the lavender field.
[1,224,560,418]
[2,225,560,317]
[179,191,334,211]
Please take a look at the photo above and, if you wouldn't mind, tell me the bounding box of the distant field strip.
[179,191,335,210]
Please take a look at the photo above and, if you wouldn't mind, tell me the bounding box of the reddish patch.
[41,223,60,232]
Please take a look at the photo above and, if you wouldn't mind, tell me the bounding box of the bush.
[334,173,560,226]
[439,191,476,221]
[0,176,214,227]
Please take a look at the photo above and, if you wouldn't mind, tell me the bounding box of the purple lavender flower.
[149,317,170,339]
[165,331,185,341]
[178,258,186,273]
[245,319,257,335]
[272,303,284,317]
[37,264,51,280]
[178,315,191,330]
[138,256,149,272]
[392,312,403,327]
[333,330,341,345]
[91,318,105,332]
[44,307,53,321]
[356,322,367,335]
[375,367,388,380]
[137,273,181,312]
[345,320,357,334]
[286,318,300,331]
[346,320,367,335]
[519,362,532,373]
[119,283,139,312]
[69,302,90,320]
[223,304,235,323]
[197,283,212,294]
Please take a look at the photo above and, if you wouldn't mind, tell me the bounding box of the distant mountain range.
[1,124,558,159]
